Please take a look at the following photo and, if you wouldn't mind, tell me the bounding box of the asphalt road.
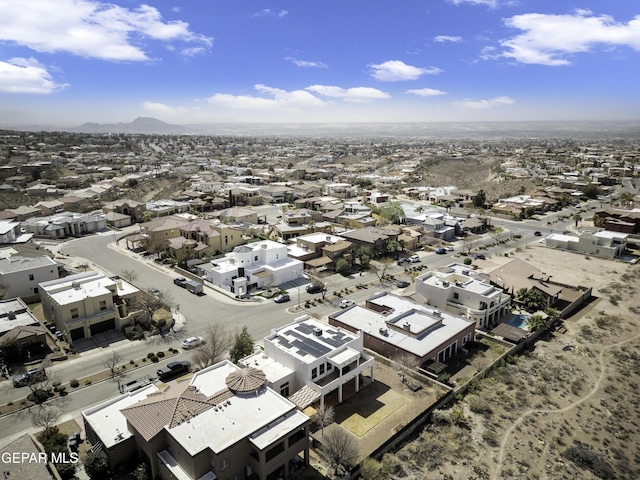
[0,203,597,443]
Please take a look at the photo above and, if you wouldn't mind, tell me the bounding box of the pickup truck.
[156,361,190,380]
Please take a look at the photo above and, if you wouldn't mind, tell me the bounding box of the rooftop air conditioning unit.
[313,328,323,336]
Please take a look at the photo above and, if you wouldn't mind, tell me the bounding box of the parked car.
[12,367,46,387]
[173,277,187,288]
[339,299,355,308]
[157,361,191,380]
[474,254,486,260]
[397,258,407,265]
[395,280,410,288]
[534,231,542,236]
[435,248,446,254]
[408,255,420,263]
[305,283,324,294]
[274,294,291,303]
[181,336,205,349]
[444,246,455,252]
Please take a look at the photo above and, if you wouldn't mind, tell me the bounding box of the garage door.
[70,328,85,341]
[90,318,116,336]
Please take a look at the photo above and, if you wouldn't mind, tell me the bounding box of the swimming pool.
[508,314,530,330]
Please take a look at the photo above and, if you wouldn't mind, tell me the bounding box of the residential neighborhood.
[0,128,639,480]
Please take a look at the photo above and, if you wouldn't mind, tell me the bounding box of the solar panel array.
[272,322,352,359]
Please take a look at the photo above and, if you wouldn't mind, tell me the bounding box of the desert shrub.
[150,355,159,363]
[468,395,493,415]
[562,441,614,479]
[157,351,165,358]
[27,389,49,404]
[147,352,155,359]
[70,379,79,388]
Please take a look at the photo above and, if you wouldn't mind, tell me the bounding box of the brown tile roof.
[121,383,233,441]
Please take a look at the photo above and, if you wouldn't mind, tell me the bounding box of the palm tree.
[573,212,582,227]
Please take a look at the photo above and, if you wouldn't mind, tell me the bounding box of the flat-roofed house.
[329,292,475,366]
[414,263,511,330]
[240,315,375,410]
[39,271,140,341]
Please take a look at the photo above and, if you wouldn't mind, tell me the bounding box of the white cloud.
[369,60,442,81]
[253,9,288,18]
[207,85,326,110]
[142,101,189,116]
[285,57,328,68]
[454,96,515,109]
[406,88,447,97]
[449,0,498,8]
[306,85,390,102]
[0,57,68,94]
[499,12,640,66]
[434,35,462,43]
[0,0,212,62]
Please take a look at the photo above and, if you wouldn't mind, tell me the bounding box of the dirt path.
[491,317,640,480]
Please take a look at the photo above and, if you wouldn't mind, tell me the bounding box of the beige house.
[414,263,511,330]
[83,360,309,480]
[39,271,140,341]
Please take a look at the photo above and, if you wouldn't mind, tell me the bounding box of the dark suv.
[305,283,324,294]
[173,277,187,287]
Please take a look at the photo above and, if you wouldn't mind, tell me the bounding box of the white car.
[339,299,355,308]
[181,336,205,349]
[444,246,455,252]
[408,255,420,263]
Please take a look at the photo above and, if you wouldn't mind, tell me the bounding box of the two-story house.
[414,263,511,330]
[240,315,375,410]
[83,360,310,480]
[0,255,62,301]
[39,271,140,341]
[199,240,303,296]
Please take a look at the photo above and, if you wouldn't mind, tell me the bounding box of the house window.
[71,308,79,319]
[280,382,290,397]
[326,362,332,371]
[453,292,459,300]
[220,458,230,471]
[319,364,325,375]
[34,287,39,294]
[255,256,258,261]
[312,367,317,379]
[99,300,107,311]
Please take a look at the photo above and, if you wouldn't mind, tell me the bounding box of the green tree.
[335,258,350,275]
[356,246,372,269]
[377,200,404,225]
[473,189,487,208]
[230,326,254,364]
[526,314,547,331]
[573,212,582,227]
[580,183,599,200]
[85,450,110,479]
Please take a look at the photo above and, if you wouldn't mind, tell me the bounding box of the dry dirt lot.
[379,245,640,480]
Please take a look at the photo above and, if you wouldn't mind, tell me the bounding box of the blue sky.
[1,0,639,126]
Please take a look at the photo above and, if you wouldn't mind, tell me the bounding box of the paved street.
[0,201,599,445]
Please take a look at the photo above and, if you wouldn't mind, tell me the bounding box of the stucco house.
[39,271,140,342]
[83,360,310,480]
[199,240,303,296]
[240,315,375,410]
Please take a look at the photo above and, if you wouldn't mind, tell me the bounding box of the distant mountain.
[70,117,188,134]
